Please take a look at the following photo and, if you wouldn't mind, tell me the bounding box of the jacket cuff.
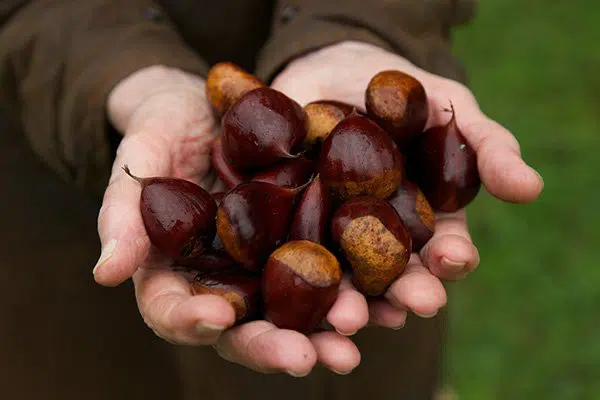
[255,15,396,83]
[255,0,473,86]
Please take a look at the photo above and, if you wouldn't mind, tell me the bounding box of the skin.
[92,41,544,377]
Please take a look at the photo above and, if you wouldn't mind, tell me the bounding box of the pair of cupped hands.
[93,41,543,376]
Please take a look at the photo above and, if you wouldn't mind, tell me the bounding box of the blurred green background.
[445,1,599,398]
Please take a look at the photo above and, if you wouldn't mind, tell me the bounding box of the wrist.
[107,65,206,133]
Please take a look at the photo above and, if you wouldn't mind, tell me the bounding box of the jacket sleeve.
[0,0,209,196]
[255,0,476,85]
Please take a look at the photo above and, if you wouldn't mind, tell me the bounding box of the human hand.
[92,66,367,376]
[271,41,544,328]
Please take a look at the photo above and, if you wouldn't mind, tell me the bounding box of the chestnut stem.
[442,100,456,124]
[122,165,144,185]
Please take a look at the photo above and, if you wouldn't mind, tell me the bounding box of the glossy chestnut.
[175,231,237,272]
[387,180,435,251]
[331,196,411,296]
[365,70,429,148]
[123,166,217,260]
[221,87,307,169]
[263,240,342,334]
[289,175,332,245]
[216,181,301,271]
[303,100,355,148]
[191,270,262,324]
[318,111,404,202]
[211,137,247,190]
[206,62,265,116]
[251,157,314,188]
[406,103,481,212]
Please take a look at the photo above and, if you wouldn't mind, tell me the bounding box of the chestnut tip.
[122,164,142,184]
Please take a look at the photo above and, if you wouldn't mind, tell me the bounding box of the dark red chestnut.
[406,103,481,212]
[387,180,435,251]
[289,175,332,245]
[365,70,428,148]
[331,197,411,297]
[216,181,302,271]
[263,240,342,334]
[251,157,314,188]
[191,270,262,324]
[212,192,225,204]
[206,62,265,116]
[221,87,307,169]
[303,100,355,147]
[175,231,237,273]
[123,166,217,260]
[318,111,404,202]
[211,137,247,190]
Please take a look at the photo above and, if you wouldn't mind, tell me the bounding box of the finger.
[309,331,361,375]
[133,266,236,345]
[427,92,544,203]
[367,299,408,329]
[326,275,369,336]
[385,254,447,318]
[214,321,317,377]
[94,91,217,286]
[420,210,480,280]
[93,133,170,286]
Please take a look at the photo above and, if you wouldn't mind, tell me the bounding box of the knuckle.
[140,290,178,333]
[479,129,521,156]
[96,201,116,227]
[432,78,478,108]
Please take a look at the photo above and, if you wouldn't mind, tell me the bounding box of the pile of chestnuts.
[124,62,481,334]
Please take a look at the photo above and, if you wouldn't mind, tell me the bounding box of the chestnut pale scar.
[206,62,264,114]
[216,208,249,265]
[328,168,402,201]
[271,240,341,287]
[340,215,409,296]
[415,190,436,231]
[304,103,346,145]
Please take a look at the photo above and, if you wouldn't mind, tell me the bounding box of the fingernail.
[93,239,117,275]
[331,369,353,375]
[196,321,226,336]
[335,328,357,337]
[392,321,406,330]
[287,370,310,378]
[441,257,466,272]
[414,310,438,318]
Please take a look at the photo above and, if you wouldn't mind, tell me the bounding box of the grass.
[445,1,600,398]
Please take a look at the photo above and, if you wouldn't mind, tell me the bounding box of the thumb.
[94,88,217,286]
[93,132,170,287]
